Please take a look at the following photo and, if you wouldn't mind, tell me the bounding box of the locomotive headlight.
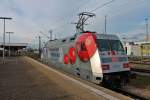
[102,64,110,70]
[123,63,130,68]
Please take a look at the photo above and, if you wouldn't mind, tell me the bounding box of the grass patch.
[129,75,150,90]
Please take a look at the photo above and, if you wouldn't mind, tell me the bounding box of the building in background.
[124,42,141,56]
[141,42,150,57]
[124,41,150,57]
[0,42,28,56]
[123,34,150,57]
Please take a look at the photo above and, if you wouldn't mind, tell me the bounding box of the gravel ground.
[124,85,150,100]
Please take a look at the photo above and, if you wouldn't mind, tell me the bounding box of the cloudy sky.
[0,0,150,47]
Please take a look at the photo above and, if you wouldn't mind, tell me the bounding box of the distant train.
[41,31,131,88]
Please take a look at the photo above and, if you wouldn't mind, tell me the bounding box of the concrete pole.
[3,19,5,61]
[145,18,149,42]
[39,36,41,58]
[49,30,52,41]
[105,15,107,34]
[6,32,14,56]
[0,17,12,63]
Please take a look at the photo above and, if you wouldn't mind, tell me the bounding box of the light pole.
[49,30,53,40]
[0,17,12,63]
[39,36,41,58]
[6,32,14,56]
[145,18,149,42]
[104,15,107,34]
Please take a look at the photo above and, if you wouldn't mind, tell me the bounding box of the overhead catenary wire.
[71,0,116,33]
[49,0,115,35]
[38,0,116,41]
[89,0,115,13]
[40,31,50,39]
[51,0,146,42]
[40,0,144,37]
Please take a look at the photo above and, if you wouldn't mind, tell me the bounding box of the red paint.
[92,33,97,42]
[102,64,110,70]
[123,63,130,68]
[76,32,97,62]
[112,57,118,62]
[69,47,76,64]
[111,50,116,55]
[64,54,69,64]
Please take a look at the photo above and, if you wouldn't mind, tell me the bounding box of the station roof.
[0,42,28,46]
[0,42,28,50]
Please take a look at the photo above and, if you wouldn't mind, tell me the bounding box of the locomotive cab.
[75,32,130,87]
[76,32,103,84]
[95,34,130,88]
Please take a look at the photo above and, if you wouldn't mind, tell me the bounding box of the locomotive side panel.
[61,41,94,82]
[44,39,94,83]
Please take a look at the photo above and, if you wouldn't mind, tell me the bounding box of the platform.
[0,57,132,100]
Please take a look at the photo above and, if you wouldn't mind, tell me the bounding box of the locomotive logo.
[63,32,97,64]
[69,47,76,64]
[76,32,97,62]
[64,54,69,64]
[63,47,76,64]
[85,38,92,46]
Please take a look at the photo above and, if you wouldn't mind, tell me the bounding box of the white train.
[41,31,131,88]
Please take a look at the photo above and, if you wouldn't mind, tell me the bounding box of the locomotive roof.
[45,33,119,48]
[96,33,119,40]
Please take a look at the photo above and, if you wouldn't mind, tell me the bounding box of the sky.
[0,0,150,48]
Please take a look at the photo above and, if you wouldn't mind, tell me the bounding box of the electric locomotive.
[41,12,131,88]
[41,31,130,88]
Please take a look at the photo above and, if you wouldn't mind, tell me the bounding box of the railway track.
[130,61,150,65]
[46,60,150,99]
[131,68,150,73]
[101,84,149,100]
[39,58,149,100]
[115,89,149,100]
